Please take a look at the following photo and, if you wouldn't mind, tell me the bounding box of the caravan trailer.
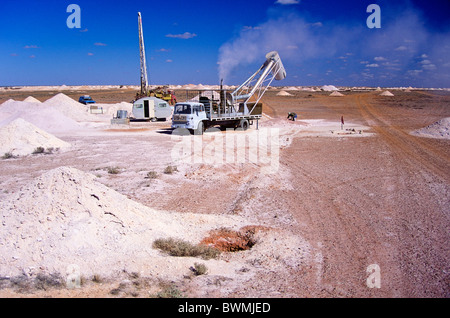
[132,97,172,121]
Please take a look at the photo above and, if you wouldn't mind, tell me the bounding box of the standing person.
[171,91,177,105]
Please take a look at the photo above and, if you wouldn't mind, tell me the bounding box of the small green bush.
[153,238,220,260]
[156,284,185,298]
[107,166,121,174]
[32,147,45,154]
[163,165,178,174]
[2,152,14,159]
[146,171,158,179]
[192,263,208,276]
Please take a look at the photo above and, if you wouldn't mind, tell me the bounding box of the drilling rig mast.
[138,12,149,97]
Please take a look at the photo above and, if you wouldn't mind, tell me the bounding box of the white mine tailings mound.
[321,85,338,91]
[329,91,344,97]
[380,90,394,96]
[411,117,450,139]
[0,167,247,278]
[0,93,133,133]
[276,90,293,96]
[43,93,92,121]
[23,96,41,103]
[0,98,81,134]
[0,118,71,156]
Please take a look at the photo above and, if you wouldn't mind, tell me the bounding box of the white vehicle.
[171,51,286,135]
[132,97,172,121]
[171,101,260,134]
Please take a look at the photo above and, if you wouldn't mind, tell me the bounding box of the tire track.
[281,137,397,297]
[355,94,450,183]
[354,93,450,297]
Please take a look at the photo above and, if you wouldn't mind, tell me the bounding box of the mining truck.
[171,51,286,135]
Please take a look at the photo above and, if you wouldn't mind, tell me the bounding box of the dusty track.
[352,93,450,296]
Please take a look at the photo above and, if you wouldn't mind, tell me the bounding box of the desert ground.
[0,86,448,298]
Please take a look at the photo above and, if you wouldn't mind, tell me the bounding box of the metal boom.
[231,51,286,115]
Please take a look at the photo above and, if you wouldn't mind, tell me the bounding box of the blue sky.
[1,0,449,87]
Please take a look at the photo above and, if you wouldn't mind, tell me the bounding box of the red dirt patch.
[200,225,269,252]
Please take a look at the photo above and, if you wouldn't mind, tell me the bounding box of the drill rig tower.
[138,12,149,97]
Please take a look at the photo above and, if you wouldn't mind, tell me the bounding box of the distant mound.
[411,117,450,139]
[330,91,344,97]
[276,90,293,96]
[380,90,394,96]
[321,85,338,91]
[23,96,41,103]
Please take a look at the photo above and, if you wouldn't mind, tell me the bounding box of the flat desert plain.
[0,87,448,298]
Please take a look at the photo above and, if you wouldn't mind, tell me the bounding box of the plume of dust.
[217,14,322,84]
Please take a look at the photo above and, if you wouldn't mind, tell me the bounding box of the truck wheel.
[195,121,204,135]
[237,119,249,131]
[150,117,157,122]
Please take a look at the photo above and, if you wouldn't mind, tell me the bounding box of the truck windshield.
[174,104,192,114]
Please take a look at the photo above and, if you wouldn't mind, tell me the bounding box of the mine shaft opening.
[200,226,267,252]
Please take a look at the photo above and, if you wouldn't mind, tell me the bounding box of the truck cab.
[171,102,206,133]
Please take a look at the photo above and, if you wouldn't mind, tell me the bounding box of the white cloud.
[394,46,408,51]
[94,42,107,46]
[374,56,386,61]
[367,64,379,68]
[275,0,300,4]
[422,63,436,70]
[24,45,39,49]
[407,69,423,76]
[218,14,327,81]
[166,32,197,39]
[243,26,262,31]
[166,59,173,63]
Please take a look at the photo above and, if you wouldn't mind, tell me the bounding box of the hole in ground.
[200,225,269,252]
